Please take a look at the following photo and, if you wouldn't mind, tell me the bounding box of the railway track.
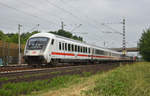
[0,62,131,74]
[0,63,97,74]
[0,65,33,73]
[0,63,132,89]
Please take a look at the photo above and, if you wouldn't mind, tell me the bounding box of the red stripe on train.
[51,52,75,56]
[92,55,112,58]
[77,54,89,57]
[51,52,113,58]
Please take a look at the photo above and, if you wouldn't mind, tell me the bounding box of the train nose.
[25,50,43,56]
[24,56,46,65]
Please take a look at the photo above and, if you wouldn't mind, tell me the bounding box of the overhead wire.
[46,0,104,33]
[49,0,125,48]
[17,0,62,23]
[101,23,122,34]
[0,1,56,25]
[58,1,114,35]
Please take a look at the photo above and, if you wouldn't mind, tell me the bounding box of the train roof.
[30,32,121,54]
[29,32,56,38]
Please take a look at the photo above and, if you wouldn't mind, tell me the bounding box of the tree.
[0,30,5,40]
[138,28,150,61]
[49,29,83,41]
[0,30,10,42]
[7,31,40,44]
[21,31,40,44]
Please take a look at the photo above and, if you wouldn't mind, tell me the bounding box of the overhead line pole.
[37,24,40,32]
[122,19,126,56]
[101,19,127,56]
[18,24,22,65]
[61,21,64,30]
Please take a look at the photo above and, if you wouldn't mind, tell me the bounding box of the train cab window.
[75,45,77,52]
[65,43,67,51]
[62,43,64,50]
[88,48,90,53]
[68,44,71,51]
[51,39,54,45]
[59,42,61,50]
[72,44,74,52]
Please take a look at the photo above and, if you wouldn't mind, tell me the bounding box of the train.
[23,32,134,66]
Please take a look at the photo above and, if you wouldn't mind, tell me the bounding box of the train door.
[64,43,68,60]
[62,42,65,60]
[91,48,95,61]
[46,38,55,63]
[75,45,78,60]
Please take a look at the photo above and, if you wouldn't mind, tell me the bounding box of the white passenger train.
[24,33,132,66]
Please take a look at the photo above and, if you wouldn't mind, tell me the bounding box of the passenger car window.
[88,48,90,53]
[75,45,77,52]
[78,46,80,52]
[65,43,67,51]
[62,43,64,50]
[51,39,54,45]
[59,42,61,50]
[72,44,74,51]
[68,44,71,51]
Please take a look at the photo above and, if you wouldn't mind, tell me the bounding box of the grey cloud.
[0,0,149,49]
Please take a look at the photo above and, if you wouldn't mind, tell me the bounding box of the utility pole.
[61,21,64,30]
[37,24,40,32]
[18,24,22,65]
[122,19,126,56]
[101,19,127,55]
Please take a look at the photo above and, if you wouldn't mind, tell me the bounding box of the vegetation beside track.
[83,62,150,96]
[31,62,150,96]
[1,62,146,96]
[0,75,81,96]
[0,71,93,96]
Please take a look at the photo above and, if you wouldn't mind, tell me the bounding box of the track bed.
[0,63,130,88]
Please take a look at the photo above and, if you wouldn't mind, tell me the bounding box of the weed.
[0,77,8,82]
[0,75,80,96]
[82,72,92,77]
[65,70,72,72]
[50,71,61,74]
[83,62,150,96]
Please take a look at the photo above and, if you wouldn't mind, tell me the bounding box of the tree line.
[138,28,150,61]
[0,29,83,44]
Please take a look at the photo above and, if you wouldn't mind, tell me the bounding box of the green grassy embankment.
[83,62,150,96]
[0,62,150,96]
[0,72,91,96]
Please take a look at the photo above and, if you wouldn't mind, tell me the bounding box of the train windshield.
[27,37,49,50]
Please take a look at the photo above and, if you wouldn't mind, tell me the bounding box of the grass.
[0,77,9,82]
[0,75,81,96]
[0,71,62,82]
[83,62,150,96]
[82,72,92,77]
[1,62,149,96]
[65,69,73,72]
[0,73,49,82]
[50,71,61,74]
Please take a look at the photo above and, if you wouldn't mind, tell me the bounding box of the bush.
[139,28,150,61]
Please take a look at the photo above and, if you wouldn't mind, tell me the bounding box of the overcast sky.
[0,0,150,49]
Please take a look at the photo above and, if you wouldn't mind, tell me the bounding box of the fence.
[0,40,25,65]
